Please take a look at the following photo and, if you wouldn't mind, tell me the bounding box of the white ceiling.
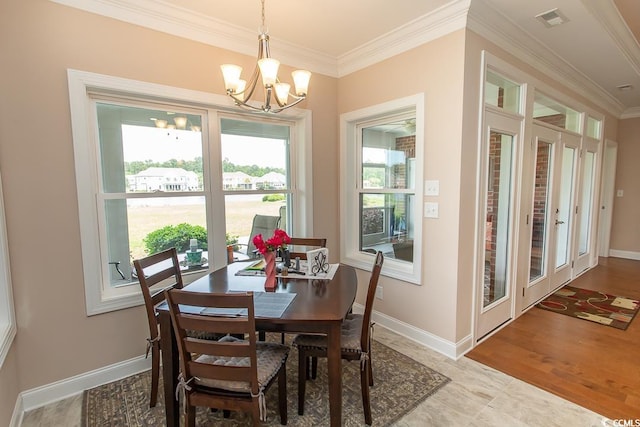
[52,0,640,118]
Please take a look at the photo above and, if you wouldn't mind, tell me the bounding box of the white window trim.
[340,94,425,284]
[67,69,313,315]
[0,171,17,368]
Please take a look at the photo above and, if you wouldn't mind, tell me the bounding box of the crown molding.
[50,0,339,77]
[337,0,471,77]
[50,0,470,79]
[581,0,640,76]
[467,0,625,118]
[621,106,640,119]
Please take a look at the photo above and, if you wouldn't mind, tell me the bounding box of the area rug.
[82,339,450,426]
[536,285,640,330]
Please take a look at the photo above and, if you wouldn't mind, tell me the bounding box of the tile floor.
[21,326,608,426]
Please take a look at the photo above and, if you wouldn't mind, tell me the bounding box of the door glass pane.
[555,146,575,268]
[530,141,552,282]
[484,131,514,308]
[579,151,596,255]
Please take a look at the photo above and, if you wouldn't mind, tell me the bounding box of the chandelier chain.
[261,0,266,32]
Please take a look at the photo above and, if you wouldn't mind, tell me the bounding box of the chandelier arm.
[269,96,306,113]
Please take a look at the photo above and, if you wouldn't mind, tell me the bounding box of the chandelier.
[220,0,311,113]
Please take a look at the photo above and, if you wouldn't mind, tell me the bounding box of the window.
[586,116,602,139]
[533,92,581,133]
[68,70,311,315]
[341,95,424,283]
[0,170,16,367]
[484,69,521,114]
[221,117,293,253]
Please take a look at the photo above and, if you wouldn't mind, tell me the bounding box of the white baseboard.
[18,354,151,413]
[352,303,469,360]
[609,249,640,261]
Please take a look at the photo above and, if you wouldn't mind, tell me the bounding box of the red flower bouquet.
[252,228,291,255]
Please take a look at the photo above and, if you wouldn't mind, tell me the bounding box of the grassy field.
[127,199,284,259]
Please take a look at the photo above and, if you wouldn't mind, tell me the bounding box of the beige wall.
[339,30,468,342]
[0,0,337,417]
[0,344,19,427]
[611,118,640,253]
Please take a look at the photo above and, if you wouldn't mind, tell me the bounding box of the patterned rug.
[82,339,450,426]
[537,285,640,330]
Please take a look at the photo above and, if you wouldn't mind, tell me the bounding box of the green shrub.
[262,194,285,202]
[144,223,208,254]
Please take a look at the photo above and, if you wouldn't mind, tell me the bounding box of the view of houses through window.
[96,103,292,287]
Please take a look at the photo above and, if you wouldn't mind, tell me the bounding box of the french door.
[524,125,580,307]
[476,111,521,339]
[573,137,599,274]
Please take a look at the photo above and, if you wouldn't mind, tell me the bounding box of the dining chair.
[293,251,384,425]
[165,289,290,427]
[133,248,221,408]
[235,214,281,260]
[287,237,327,262]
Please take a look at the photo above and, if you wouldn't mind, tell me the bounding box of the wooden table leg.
[159,311,179,427]
[326,321,342,427]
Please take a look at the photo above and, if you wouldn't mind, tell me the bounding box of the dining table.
[157,260,358,427]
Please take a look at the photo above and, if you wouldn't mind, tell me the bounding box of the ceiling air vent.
[535,8,569,28]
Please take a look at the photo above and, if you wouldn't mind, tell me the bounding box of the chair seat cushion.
[293,313,364,353]
[194,341,289,393]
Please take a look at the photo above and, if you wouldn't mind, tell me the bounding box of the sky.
[122,125,285,168]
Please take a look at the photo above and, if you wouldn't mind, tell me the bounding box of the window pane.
[362,120,415,190]
[586,116,601,139]
[360,193,414,262]
[96,103,203,194]
[533,92,580,133]
[225,194,285,260]
[484,70,521,114]
[104,196,207,285]
[221,118,289,192]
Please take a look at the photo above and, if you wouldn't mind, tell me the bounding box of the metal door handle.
[555,220,565,225]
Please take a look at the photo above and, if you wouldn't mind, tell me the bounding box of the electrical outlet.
[424,202,439,218]
[375,285,383,300]
[424,180,439,196]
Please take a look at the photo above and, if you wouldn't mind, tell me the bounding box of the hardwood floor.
[466,256,640,421]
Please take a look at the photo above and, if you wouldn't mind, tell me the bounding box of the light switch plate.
[424,180,439,196]
[424,202,439,218]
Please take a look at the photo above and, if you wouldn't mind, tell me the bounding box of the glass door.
[523,127,580,306]
[550,132,579,288]
[573,138,599,274]
[477,111,520,339]
[523,125,557,306]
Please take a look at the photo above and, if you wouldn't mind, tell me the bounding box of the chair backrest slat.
[188,361,253,383]
[360,251,384,351]
[288,237,327,260]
